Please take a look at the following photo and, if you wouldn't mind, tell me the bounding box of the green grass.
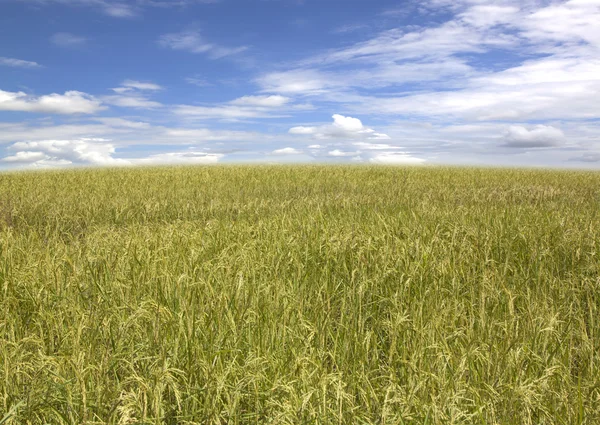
[1,165,599,424]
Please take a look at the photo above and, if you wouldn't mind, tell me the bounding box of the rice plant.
[1,165,599,424]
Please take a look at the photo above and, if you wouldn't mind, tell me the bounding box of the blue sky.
[1,0,599,168]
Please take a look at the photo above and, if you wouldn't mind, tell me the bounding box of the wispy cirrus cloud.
[103,79,163,108]
[158,29,248,59]
[0,57,41,68]
[51,32,87,47]
[174,95,294,120]
[9,0,218,18]
[258,0,600,125]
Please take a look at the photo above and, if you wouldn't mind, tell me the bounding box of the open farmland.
[1,165,599,424]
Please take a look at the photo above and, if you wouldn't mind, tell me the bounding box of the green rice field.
[1,165,599,424]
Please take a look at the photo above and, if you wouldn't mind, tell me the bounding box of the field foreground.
[1,166,599,424]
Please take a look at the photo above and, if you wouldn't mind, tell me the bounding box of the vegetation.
[1,165,599,424]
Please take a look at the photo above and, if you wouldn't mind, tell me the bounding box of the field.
[1,165,599,424]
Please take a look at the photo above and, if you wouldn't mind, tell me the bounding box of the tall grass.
[1,165,599,424]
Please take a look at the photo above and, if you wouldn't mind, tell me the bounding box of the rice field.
[1,165,599,424]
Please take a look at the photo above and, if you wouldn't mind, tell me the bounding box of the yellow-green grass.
[1,165,599,424]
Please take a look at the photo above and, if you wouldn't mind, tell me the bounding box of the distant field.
[1,165,599,424]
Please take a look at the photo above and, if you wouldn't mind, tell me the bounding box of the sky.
[1,0,600,169]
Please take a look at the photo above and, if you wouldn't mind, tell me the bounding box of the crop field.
[0,165,599,424]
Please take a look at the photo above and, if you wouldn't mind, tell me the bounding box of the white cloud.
[101,95,162,109]
[110,80,162,94]
[369,152,427,165]
[51,32,87,47]
[502,125,566,148]
[133,151,223,165]
[289,126,317,135]
[174,104,274,119]
[256,0,600,125]
[231,95,290,107]
[570,152,600,163]
[258,59,475,94]
[120,80,163,91]
[104,80,163,108]
[93,117,151,129]
[0,138,225,168]
[174,94,295,120]
[2,151,47,163]
[103,3,136,17]
[0,122,131,143]
[352,142,397,150]
[522,0,600,46]
[272,147,302,155]
[162,128,258,141]
[185,76,212,87]
[2,139,129,167]
[333,114,363,132]
[257,70,328,94]
[328,149,360,157]
[8,0,201,18]
[158,30,248,59]
[0,120,267,149]
[0,89,104,114]
[0,57,41,68]
[458,5,519,28]
[289,114,390,140]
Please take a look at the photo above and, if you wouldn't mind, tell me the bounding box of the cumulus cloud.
[0,89,104,114]
[369,152,427,165]
[272,147,303,155]
[289,114,391,141]
[502,125,566,148]
[2,139,129,167]
[286,115,426,164]
[0,57,41,68]
[158,30,248,59]
[2,151,47,163]
[0,138,227,168]
[328,149,360,157]
[51,32,87,47]
[289,126,317,135]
